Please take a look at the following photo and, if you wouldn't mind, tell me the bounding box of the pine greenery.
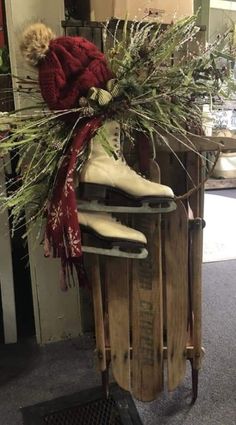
[0,15,235,235]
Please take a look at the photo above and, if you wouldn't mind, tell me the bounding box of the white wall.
[5,0,65,110]
[210,0,236,11]
[5,0,83,344]
[209,7,236,41]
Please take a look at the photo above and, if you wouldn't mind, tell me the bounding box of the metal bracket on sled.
[189,217,206,229]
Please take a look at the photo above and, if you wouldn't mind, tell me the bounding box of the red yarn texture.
[38,36,113,110]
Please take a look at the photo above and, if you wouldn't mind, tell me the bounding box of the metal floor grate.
[44,396,122,425]
[21,384,143,425]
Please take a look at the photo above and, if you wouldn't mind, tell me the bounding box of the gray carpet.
[0,261,236,425]
[136,260,236,425]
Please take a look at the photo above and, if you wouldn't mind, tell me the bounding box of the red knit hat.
[20,24,113,110]
[39,36,113,110]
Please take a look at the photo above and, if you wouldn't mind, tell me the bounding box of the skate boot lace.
[113,127,147,180]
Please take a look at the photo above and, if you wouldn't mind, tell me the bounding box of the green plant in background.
[101,16,235,145]
[0,14,235,236]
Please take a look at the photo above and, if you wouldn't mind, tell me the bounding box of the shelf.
[205,178,236,190]
[156,133,236,153]
[61,19,206,31]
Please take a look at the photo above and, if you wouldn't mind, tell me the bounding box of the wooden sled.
[85,156,204,402]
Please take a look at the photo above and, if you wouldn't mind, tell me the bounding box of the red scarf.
[44,117,102,290]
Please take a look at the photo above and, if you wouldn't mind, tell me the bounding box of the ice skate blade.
[78,200,176,214]
[82,245,148,259]
[77,183,176,213]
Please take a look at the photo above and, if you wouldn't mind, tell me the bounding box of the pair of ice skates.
[77,121,175,258]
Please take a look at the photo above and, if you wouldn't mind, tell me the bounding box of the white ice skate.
[77,121,176,213]
[78,211,148,259]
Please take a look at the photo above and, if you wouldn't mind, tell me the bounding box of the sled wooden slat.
[90,254,106,372]
[186,153,204,218]
[106,257,131,391]
[186,152,202,343]
[186,153,201,217]
[164,201,188,391]
[132,214,163,401]
[131,160,163,401]
[191,219,203,370]
[132,215,163,401]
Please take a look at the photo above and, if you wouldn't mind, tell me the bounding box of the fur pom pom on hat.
[20,23,55,66]
[20,23,113,110]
